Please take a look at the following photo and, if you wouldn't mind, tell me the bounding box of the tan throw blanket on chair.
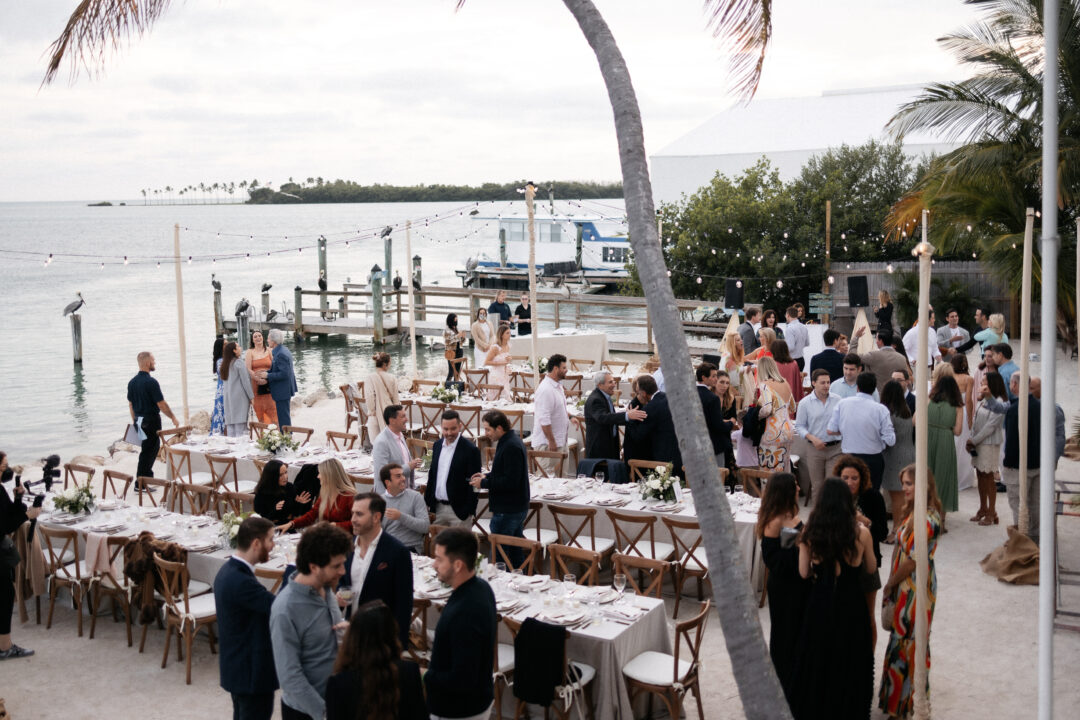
[14,523,46,624]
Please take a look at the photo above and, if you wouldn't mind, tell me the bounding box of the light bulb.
[827,276,834,284]
[776,280,783,288]
[887,264,894,273]
[696,277,703,284]
[736,281,743,288]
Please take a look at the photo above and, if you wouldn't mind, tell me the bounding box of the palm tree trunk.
[560,1,791,717]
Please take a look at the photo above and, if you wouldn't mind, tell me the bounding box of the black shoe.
[137,484,158,494]
[0,644,34,660]
[996,482,1007,493]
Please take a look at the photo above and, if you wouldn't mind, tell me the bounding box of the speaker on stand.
[724,278,744,310]
[847,276,869,308]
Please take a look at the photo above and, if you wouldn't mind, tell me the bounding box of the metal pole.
[526,184,540,387]
[1018,209,1035,534]
[912,209,933,720]
[823,200,832,326]
[70,314,83,364]
[1038,2,1060,717]
[173,223,190,423]
[406,221,418,378]
[318,236,328,320]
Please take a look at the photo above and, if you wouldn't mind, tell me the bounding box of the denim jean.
[489,510,528,568]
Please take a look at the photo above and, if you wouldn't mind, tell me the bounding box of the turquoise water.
[0,199,625,462]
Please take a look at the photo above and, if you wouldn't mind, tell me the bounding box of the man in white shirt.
[831,353,879,401]
[903,308,942,369]
[796,369,843,504]
[784,306,809,371]
[935,308,971,358]
[424,410,482,527]
[532,353,570,477]
[827,372,896,490]
[371,404,422,491]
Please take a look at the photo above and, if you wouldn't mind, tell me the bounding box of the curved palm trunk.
[560,1,791,717]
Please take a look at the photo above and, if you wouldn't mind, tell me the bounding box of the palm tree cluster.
[137,181,251,205]
[885,0,1079,346]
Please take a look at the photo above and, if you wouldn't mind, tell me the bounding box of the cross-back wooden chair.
[407,438,434,461]
[411,378,441,394]
[661,516,711,618]
[63,462,96,490]
[135,476,172,507]
[568,416,587,455]
[528,449,568,479]
[602,360,629,375]
[282,425,314,446]
[449,354,468,382]
[156,426,192,461]
[326,430,358,451]
[547,505,614,559]
[254,566,285,594]
[252,458,268,476]
[627,459,674,484]
[523,500,559,547]
[739,468,773,498]
[38,525,91,636]
[163,445,214,486]
[613,553,672,599]
[569,358,595,372]
[405,597,433,667]
[488,533,542,575]
[102,469,133,500]
[340,383,360,434]
[153,553,218,685]
[623,600,711,720]
[425,524,451,558]
[511,385,534,403]
[416,401,446,441]
[347,474,375,493]
[502,616,596,720]
[448,403,483,442]
[562,373,584,398]
[472,491,492,540]
[220,491,254,516]
[89,535,135,645]
[463,368,489,395]
[547,543,601,586]
[354,380,367,405]
[510,370,535,395]
[502,409,526,436]
[482,446,496,471]
[605,509,676,561]
[248,420,270,440]
[172,482,219,516]
[206,454,256,494]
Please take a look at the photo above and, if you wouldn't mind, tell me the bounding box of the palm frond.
[705,0,772,103]
[887,81,1027,142]
[42,0,174,86]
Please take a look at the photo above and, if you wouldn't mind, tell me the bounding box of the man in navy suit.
[625,374,684,477]
[212,516,279,720]
[424,410,482,528]
[583,370,646,460]
[339,492,413,647]
[695,362,734,463]
[258,328,297,427]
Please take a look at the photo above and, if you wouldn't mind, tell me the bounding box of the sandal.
[979,513,998,526]
[970,509,986,522]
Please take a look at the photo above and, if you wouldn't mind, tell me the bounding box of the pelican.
[211,273,221,291]
[62,292,85,316]
[412,274,422,293]
[392,272,402,291]
[318,269,328,292]
[235,298,250,315]
[379,225,393,239]
[261,282,272,292]
[266,309,279,322]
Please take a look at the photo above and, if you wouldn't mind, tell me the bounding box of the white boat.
[456,207,631,291]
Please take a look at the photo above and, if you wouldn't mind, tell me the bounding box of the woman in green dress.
[926,375,963,528]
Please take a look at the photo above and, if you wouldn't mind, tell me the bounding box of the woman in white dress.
[484,324,513,402]
[365,351,400,439]
[470,308,493,369]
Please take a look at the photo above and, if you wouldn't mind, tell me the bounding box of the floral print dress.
[756,383,794,471]
[210,357,225,435]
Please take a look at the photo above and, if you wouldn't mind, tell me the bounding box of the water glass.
[734,484,744,496]
[613,573,627,602]
[495,562,507,575]
[563,573,576,587]
[595,471,605,484]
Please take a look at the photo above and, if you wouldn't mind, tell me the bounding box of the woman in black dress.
[252,460,310,529]
[791,478,877,720]
[756,472,809,703]
[875,290,895,344]
[326,600,428,720]
[834,454,888,649]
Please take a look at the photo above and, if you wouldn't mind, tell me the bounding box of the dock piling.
[384,232,393,292]
[293,285,304,340]
[70,313,83,364]
[338,295,347,319]
[499,228,507,267]
[370,265,384,344]
[413,255,425,321]
[213,289,224,336]
[318,236,329,320]
[236,313,250,346]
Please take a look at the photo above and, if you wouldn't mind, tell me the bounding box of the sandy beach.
[3,339,1078,719]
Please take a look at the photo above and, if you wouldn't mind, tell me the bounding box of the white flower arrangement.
[220,511,255,549]
[526,356,549,374]
[53,485,95,515]
[255,426,300,454]
[638,465,678,503]
[431,385,460,404]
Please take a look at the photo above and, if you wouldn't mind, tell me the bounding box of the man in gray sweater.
[380,463,430,553]
[269,522,352,720]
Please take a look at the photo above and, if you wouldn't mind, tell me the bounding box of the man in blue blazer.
[338,492,414,647]
[626,374,684,478]
[212,516,279,720]
[424,409,482,527]
[260,328,297,427]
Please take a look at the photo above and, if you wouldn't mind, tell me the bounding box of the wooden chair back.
[164,445,197,484]
[448,403,483,441]
[252,458,268,476]
[411,378,441,394]
[602,360,628,375]
[353,380,367,404]
[347,475,375,493]
[569,358,595,372]
[627,459,674,483]
[739,468,773,498]
[248,420,270,440]
[569,416,586,448]
[488,533,542,575]
[463,368,489,395]
[156,426,191,460]
[205,454,241,493]
[416,401,446,440]
[528,449,568,479]
[172,482,218,515]
[135,476,172,507]
[340,383,357,432]
[477,383,506,400]
[511,386,534,403]
[152,553,196,614]
[425,524,451,558]
[503,409,525,435]
[38,526,81,581]
[254,566,284,594]
[63,463,96,490]
[673,600,712,681]
[89,535,135,644]
[102,469,133,500]
[405,598,433,667]
[220,491,254,516]
[662,516,707,574]
[282,425,314,446]
[548,505,606,553]
[562,373,584,398]
[548,544,601,585]
[606,509,666,559]
[612,553,671,598]
[523,500,551,546]
[326,430,358,451]
[407,438,434,460]
[482,446,496,471]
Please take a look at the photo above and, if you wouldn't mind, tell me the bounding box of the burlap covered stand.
[980,526,1039,585]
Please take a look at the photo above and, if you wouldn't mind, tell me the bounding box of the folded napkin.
[604,605,646,621]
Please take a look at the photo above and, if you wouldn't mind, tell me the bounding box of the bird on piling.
[266,309,278,322]
[261,282,272,292]
[412,273,422,293]
[393,272,402,292]
[380,225,393,239]
[235,298,250,315]
[62,292,86,316]
[211,273,221,291]
[318,269,328,292]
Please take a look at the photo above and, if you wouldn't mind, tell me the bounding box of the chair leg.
[35,595,41,625]
[185,629,194,685]
[139,622,150,653]
[672,567,684,619]
[89,585,100,639]
[494,678,502,720]
[161,625,172,669]
[125,602,133,647]
[177,627,184,661]
[207,622,218,654]
[74,586,83,637]
[692,681,705,720]
[659,691,682,720]
[45,583,57,629]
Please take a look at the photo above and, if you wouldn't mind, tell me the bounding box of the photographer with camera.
[1,450,41,660]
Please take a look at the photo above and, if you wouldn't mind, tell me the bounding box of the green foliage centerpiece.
[53,485,95,515]
[638,465,678,503]
[255,425,300,455]
[220,511,253,549]
[431,385,460,404]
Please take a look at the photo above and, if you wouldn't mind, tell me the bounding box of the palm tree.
[140,188,146,206]
[41,2,788,716]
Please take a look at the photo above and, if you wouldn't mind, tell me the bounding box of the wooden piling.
[499,228,507,267]
[261,291,270,322]
[293,286,304,340]
[370,265,384,344]
[318,236,328,319]
[413,255,425,321]
[213,289,224,336]
[70,313,83,364]
[236,314,250,346]
[384,232,393,291]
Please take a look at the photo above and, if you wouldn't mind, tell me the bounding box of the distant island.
[87,201,113,206]
[135,179,623,205]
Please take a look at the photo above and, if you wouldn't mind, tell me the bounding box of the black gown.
[789,557,874,720]
[760,521,810,704]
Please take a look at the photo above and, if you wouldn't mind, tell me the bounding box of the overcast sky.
[0,0,979,202]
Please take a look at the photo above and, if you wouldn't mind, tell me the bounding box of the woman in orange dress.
[245,329,278,424]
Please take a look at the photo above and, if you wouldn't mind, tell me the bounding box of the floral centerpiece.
[525,356,549,374]
[53,485,95,515]
[255,425,300,455]
[220,511,255,549]
[574,396,587,410]
[431,385,460,404]
[421,449,434,471]
[638,465,679,503]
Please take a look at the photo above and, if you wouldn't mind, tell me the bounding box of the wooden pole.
[371,265,384,345]
[384,230,393,295]
[1018,209,1035,534]
[173,223,190,423]
[213,289,223,337]
[406,221,418,378]
[318,236,328,320]
[293,286,304,340]
[70,314,83,364]
[261,291,270,324]
[822,200,832,326]
[526,184,540,387]
[414,255,425,321]
[912,210,933,720]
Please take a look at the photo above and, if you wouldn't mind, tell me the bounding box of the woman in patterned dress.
[755,356,795,471]
[210,337,225,435]
[879,463,943,718]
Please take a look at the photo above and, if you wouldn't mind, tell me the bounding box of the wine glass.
[613,573,627,603]
[595,471,605,484]
[563,573,576,587]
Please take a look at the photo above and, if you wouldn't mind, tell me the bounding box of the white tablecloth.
[510,330,608,367]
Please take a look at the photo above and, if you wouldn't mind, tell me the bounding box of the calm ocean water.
[0,199,626,462]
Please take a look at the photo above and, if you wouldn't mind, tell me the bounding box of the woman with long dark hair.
[770,339,803,405]
[968,371,1008,526]
[833,454,887,648]
[755,472,808,703]
[791,478,876,720]
[211,336,226,435]
[245,329,277,424]
[252,459,310,528]
[443,313,465,383]
[927,375,963,528]
[880,380,914,529]
[220,341,254,437]
[325,600,428,720]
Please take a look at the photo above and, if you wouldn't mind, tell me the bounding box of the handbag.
[257,383,271,395]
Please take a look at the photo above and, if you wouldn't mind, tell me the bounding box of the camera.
[41,454,61,491]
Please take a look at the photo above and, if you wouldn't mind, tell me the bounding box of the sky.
[0,0,980,202]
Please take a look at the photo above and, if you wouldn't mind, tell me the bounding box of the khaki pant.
[802,441,842,506]
[432,502,472,529]
[534,444,566,478]
[1002,466,1041,539]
